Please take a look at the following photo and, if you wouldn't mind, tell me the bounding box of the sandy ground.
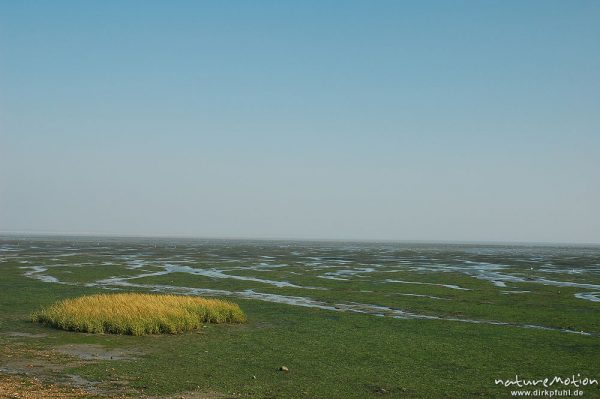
[0,374,229,399]
[0,374,90,399]
[0,338,231,399]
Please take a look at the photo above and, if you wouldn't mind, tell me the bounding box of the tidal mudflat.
[1,236,599,398]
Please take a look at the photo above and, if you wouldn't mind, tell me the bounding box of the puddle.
[395,293,448,300]
[161,263,324,289]
[575,292,600,302]
[319,267,377,280]
[384,279,470,290]
[21,266,62,283]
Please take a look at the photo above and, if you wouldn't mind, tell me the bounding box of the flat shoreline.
[1,231,598,248]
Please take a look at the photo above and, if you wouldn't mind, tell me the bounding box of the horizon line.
[1,230,598,247]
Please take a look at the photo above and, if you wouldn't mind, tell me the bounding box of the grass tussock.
[32,293,246,335]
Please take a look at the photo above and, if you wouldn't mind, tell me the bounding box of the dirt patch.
[0,343,73,374]
[0,343,224,398]
[66,373,103,395]
[0,374,89,399]
[0,374,229,399]
[55,344,143,361]
[0,342,142,397]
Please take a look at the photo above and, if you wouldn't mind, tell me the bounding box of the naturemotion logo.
[495,375,598,389]
[494,374,598,397]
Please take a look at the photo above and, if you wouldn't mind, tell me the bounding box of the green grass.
[32,293,246,335]
[1,239,600,398]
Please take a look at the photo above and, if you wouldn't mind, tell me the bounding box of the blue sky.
[1,1,599,243]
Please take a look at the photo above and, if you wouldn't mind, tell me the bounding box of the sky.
[0,1,599,244]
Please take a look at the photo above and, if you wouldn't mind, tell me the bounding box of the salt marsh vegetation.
[32,293,246,335]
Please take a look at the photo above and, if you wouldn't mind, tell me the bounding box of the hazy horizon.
[1,1,599,244]
[2,230,600,247]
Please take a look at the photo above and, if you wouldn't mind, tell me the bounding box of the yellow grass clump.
[32,293,246,336]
